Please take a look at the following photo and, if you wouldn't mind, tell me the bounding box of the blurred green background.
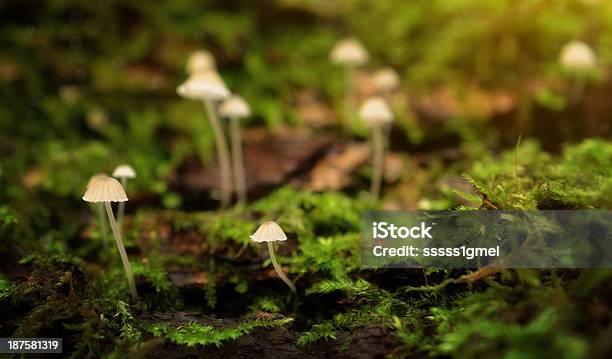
[1,0,611,229]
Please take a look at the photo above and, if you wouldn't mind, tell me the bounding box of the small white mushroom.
[177,70,233,209]
[250,221,296,293]
[177,71,230,101]
[330,37,369,132]
[330,38,369,66]
[83,175,138,301]
[186,50,216,74]
[86,173,110,248]
[559,41,596,100]
[359,97,394,200]
[373,67,400,95]
[112,164,136,229]
[559,41,596,71]
[219,95,251,204]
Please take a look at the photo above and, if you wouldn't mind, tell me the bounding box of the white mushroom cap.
[87,173,108,189]
[186,50,216,74]
[330,38,369,66]
[177,71,230,101]
[82,176,128,203]
[218,95,251,119]
[112,164,136,179]
[250,221,287,243]
[359,97,394,126]
[373,67,400,92]
[559,41,596,70]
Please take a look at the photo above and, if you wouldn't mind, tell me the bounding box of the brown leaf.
[305,143,370,191]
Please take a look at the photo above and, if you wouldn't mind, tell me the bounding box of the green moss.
[0,275,13,300]
[148,317,293,347]
[300,278,420,348]
[464,139,612,209]
[292,233,360,279]
[296,323,337,347]
[251,187,372,238]
[430,287,588,359]
[0,206,17,228]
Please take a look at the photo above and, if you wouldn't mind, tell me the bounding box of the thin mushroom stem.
[267,241,296,293]
[97,204,109,249]
[203,100,233,209]
[370,124,385,199]
[104,202,138,301]
[572,76,586,102]
[230,116,247,204]
[117,177,127,229]
[344,65,356,134]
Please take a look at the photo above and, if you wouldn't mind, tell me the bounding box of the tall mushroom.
[83,175,138,301]
[219,95,251,204]
[112,164,136,229]
[177,70,233,208]
[86,173,109,248]
[559,40,596,100]
[250,221,296,293]
[186,50,216,74]
[330,38,369,133]
[359,97,394,200]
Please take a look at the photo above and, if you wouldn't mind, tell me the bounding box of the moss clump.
[429,280,589,358]
[464,139,612,209]
[0,275,13,300]
[299,278,419,348]
[148,317,293,347]
[251,187,373,238]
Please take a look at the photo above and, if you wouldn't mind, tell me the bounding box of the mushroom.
[219,95,251,204]
[83,175,138,301]
[86,173,109,248]
[559,41,597,100]
[373,67,400,98]
[186,50,216,74]
[112,164,136,229]
[330,38,369,132]
[359,97,394,200]
[250,221,296,293]
[177,70,233,208]
[559,41,596,71]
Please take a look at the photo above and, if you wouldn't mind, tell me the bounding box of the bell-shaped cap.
[82,175,128,203]
[359,97,394,126]
[177,71,230,101]
[330,38,369,66]
[112,164,136,179]
[186,50,216,74]
[219,95,251,119]
[373,67,400,92]
[250,221,287,243]
[87,173,108,189]
[559,41,596,70]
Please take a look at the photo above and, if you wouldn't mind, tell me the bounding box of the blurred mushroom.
[219,95,251,204]
[186,50,216,74]
[359,97,394,200]
[86,173,110,248]
[330,38,369,132]
[250,221,296,293]
[177,70,233,208]
[83,175,138,301]
[559,40,597,100]
[112,164,136,229]
[559,41,596,71]
[373,67,400,98]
